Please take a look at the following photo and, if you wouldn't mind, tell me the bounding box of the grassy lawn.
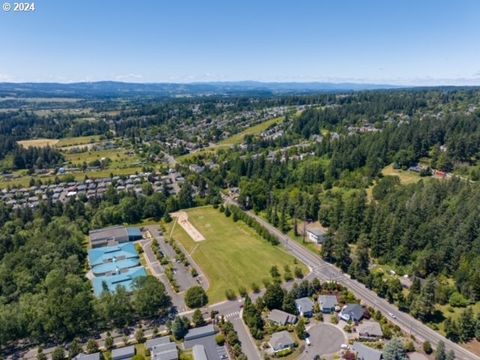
[166,206,306,303]
[381,164,421,184]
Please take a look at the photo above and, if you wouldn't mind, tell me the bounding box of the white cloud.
[113,73,144,82]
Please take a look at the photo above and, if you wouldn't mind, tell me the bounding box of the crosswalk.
[222,311,241,320]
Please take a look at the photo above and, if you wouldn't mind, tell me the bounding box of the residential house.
[352,342,383,360]
[305,223,328,244]
[267,309,298,326]
[340,304,364,323]
[318,295,338,313]
[295,297,314,318]
[269,331,296,353]
[357,321,383,340]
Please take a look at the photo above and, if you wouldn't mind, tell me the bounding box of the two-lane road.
[224,198,479,360]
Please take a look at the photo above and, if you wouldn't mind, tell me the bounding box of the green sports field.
[167,206,307,303]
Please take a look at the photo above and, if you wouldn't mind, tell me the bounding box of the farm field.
[166,206,306,303]
[381,164,422,184]
[17,138,60,148]
[57,135,101,147]
[64,148,139,168]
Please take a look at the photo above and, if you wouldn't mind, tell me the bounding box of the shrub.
[251,282,260,293]
[294,267,304,279]
[423,341,433,354]
[449,292,469,307]
[215,334,225,346]
[225,289,237,300]
[238,286,247,297]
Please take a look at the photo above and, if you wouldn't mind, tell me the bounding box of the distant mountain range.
[0,81,405,98]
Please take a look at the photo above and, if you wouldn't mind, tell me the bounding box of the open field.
[166,206,306,303]
[17,138,59,148]
[57,135,101,147]
[64,148,138,168]
[381,164,422,184]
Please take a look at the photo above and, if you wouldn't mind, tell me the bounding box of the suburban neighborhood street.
[229,199,480,360]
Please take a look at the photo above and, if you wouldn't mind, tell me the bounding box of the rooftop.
[269,331,295,350]
[88,242,139,267]
[268,309,298,325]
[184,324,216,341]
[92,266,147,297]
[146,336,171,350]
[192,345,208,360]
[352,342,382,360]
[318,294,338,309]
[295,297,314,313]
[111,345,136,359]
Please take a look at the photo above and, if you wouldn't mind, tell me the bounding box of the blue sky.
[1,0,479,84]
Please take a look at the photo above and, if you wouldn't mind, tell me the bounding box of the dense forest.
[0,181,205,348]
[188,88,480,341]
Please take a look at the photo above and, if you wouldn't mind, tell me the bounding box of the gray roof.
[269,331,295,351]
[318,295,338,309]
[151,342,178,360]
[307,228,325,236]
[341,303,364,321]
[89,225,129,245]
[192,345,208,360]
[146,336,171,350]
[268,309,298,325]
[357,321,383,337]
[184,324,216,341]
[111,345,136,359]
[352,342,383,360]
[74,353,101,360]
[295,297,314,313]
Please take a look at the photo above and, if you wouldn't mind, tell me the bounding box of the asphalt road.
[224,198,480,360]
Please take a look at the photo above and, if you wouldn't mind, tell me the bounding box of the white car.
[341,344,349,350]
[389,312,397,319]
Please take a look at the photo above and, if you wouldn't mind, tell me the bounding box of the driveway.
[299,323,346,360]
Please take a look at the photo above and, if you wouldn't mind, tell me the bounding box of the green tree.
[171,316,190,340]
[185,286,209,308]
[434,341,446,360]
[135,328,145,344]
[105,333,114,350]
[52,347,65,360]
[133,276,171,317]
[383,338,408,360]
[69,338,82,358]
[192,309,206,327]
[295,318,307,340]
[263,283,284,310]
[86,339,99,354]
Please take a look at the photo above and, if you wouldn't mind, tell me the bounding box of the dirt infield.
[171,211,206,242]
